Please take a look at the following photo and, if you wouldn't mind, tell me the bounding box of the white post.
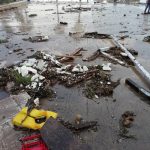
[56,0,59,23]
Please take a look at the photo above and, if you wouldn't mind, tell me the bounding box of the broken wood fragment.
[100,51,125,65]
[60,22,68,25]
[82,50,101,61]
[59,119,98,132]
[69,48,86,56]
[57,48,86,63]
[59,56,74,63]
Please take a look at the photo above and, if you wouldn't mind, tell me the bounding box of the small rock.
[83,66,88,72]
[29,14,37,17]
[8,50,13,54]
[13,48,22,52]
[95,95,99,99]
[113,99,116,102]
[6,82,15,92]
[34,98,40,107]
[60,22,68,25]
[75,114,83,125]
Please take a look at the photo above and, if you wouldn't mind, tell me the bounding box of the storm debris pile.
[101,47,134,66]
[0,51,60,99]
[119,111,136,139]
[83,69,120,99]
[0,51,119,100]
[59,119,98,133]
[82,47,134,66]
[82,32,111,39]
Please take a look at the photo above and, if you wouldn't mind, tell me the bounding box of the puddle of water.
[0,90,9,100]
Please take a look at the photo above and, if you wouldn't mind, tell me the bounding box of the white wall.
[140,0,146,3]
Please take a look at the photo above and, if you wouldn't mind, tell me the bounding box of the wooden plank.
[101,51,125,65]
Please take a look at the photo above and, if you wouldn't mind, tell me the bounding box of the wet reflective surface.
[0,2,150,150]
[0,90,9,100]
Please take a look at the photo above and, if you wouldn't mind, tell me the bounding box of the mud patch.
[119,111,136,139]
[83,69,120,99]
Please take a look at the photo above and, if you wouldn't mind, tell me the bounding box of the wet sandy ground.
[0,2,150,150]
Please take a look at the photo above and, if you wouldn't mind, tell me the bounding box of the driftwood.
[100,51,125,65]
[82,50,101,61]
[69,48,86,56]
[57,48,85,63]
[60,69,98,87]
[82,47,125,64]
[59,56,74,63]
[59,119,98,132]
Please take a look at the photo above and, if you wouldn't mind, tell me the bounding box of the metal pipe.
[111,35,150,85]
[125,78,150,98]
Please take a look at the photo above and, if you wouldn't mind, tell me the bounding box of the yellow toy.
[12,107,58,130]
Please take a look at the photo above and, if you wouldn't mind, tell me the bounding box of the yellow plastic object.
[12,107,58,130]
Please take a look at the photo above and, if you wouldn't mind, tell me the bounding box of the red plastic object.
[21,134,48,150]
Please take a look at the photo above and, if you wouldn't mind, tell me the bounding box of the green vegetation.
[11,70,32,86]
